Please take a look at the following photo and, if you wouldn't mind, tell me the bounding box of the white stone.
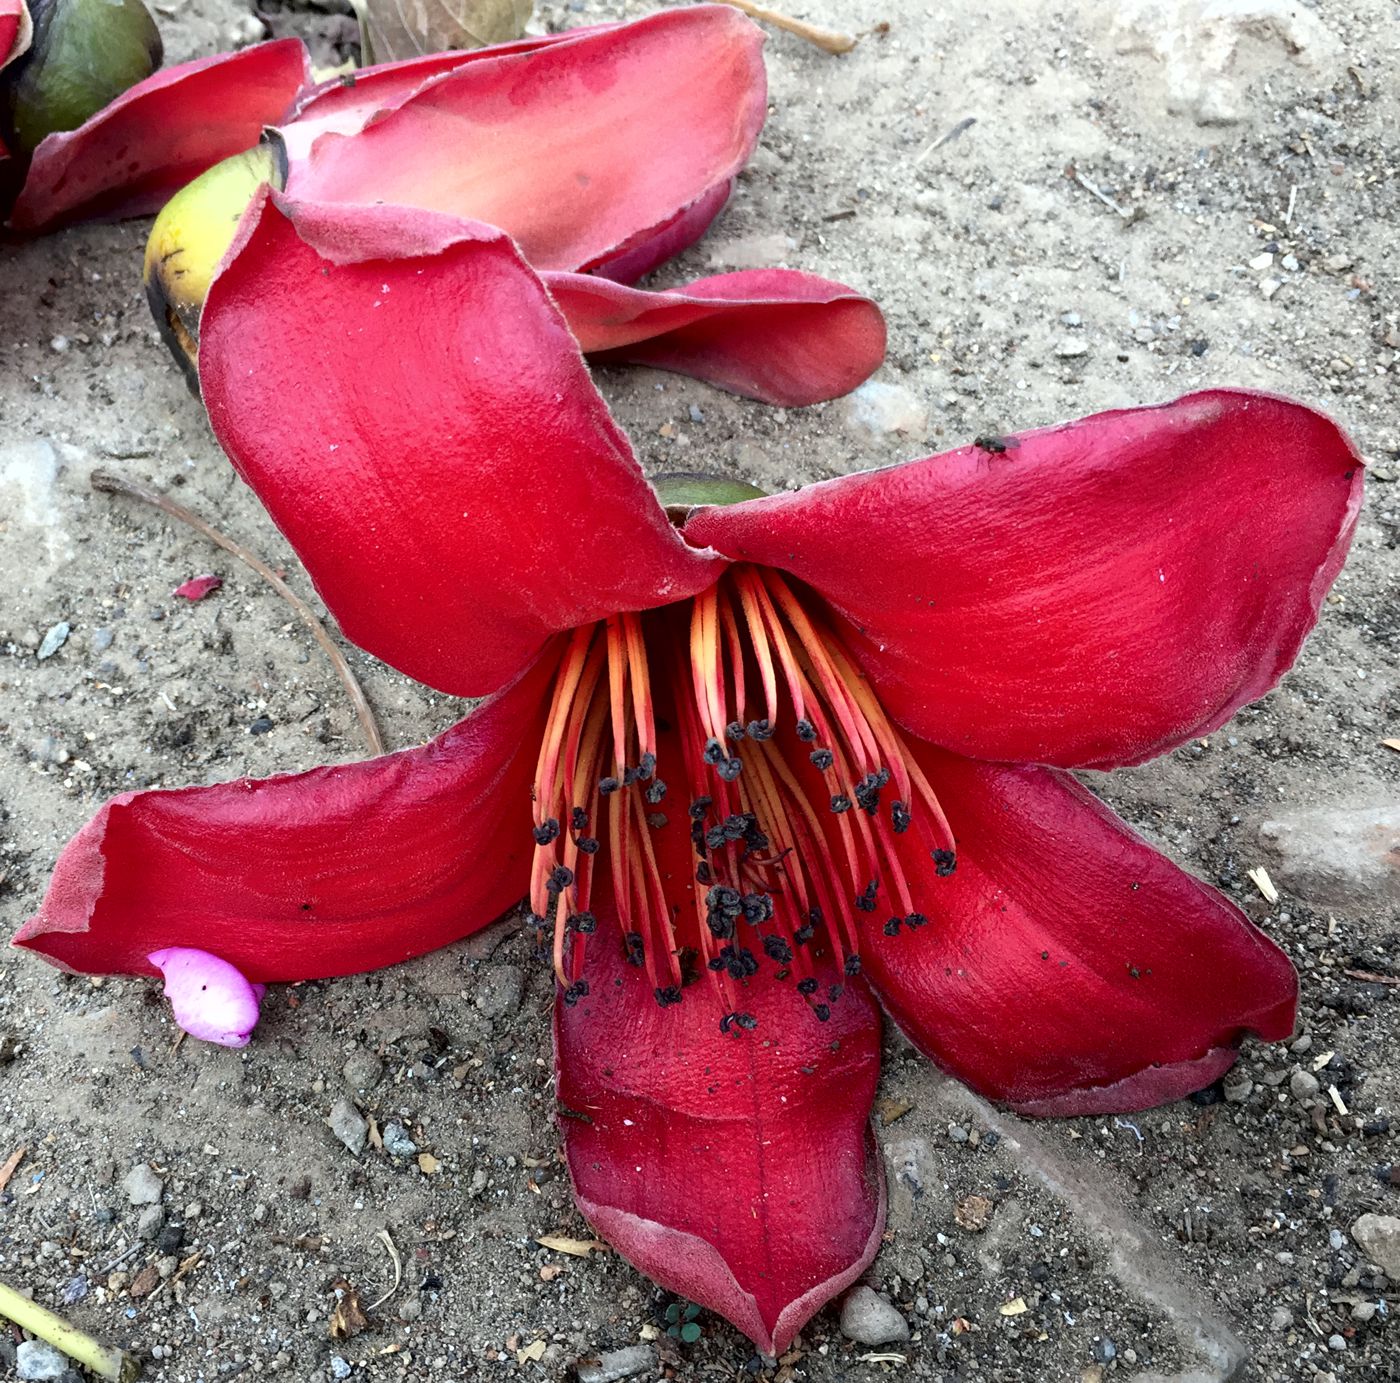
[16,1340,69,1381]
[1111,0,1339,126]
[840,1285,910,1345]
[1258,805,1400,910]
[843,381,929,439]
[1351,1214,1400,1280]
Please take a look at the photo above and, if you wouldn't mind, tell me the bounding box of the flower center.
[527,565,956,1031]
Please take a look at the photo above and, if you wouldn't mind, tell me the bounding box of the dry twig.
[91,470,383,756]
[718,0,856,53]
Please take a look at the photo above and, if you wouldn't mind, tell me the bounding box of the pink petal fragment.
[173,574,222,601]
[148,946,262,1047]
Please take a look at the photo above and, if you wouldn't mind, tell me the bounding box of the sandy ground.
[1,0,1397,1380]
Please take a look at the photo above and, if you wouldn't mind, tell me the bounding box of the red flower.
[15,192,1363,1352]
[6,6,885,407]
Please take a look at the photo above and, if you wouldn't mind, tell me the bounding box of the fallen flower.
[15,192,1363,1352]
[6,6,885,407]
[172,573,221,600]
[148,946,265,1047]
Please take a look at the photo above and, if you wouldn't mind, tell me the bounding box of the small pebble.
[1092,1337,1117,1364]
[1328,1334,1346,1351]
[1270,1306,1293,1330]
[329,1356,352,1381]
[1290,1068,1320,1101]
[137,1204,165,1240]
[342,1048,384,1093]
[122,1162,163,1206]
[328,1096,369,1156]
[576,1344,656,1383]
[36,621,70,660]
[16,1340,69,1381]
[839,1285,910,1345]
[383,1121,419,1158]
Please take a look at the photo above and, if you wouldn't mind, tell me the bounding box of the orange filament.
[526,565,958,1026]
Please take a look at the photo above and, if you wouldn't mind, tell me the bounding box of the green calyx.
[3,0,163,155]
[653,472,768,523]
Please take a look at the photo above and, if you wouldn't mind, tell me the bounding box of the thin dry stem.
[718,0,856,53]
[91,470,384,757]
[0,1280,139,1381]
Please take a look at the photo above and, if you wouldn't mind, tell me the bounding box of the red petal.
[684,390,1363,768]
[581,177,733,285]
[14,654,553,981]
[172,574,222,600]
[545,268,887,406]
[556,911,884,1354]
[200,191,723,697]
[280,27,611,159]
[8,39,309,234]
[1,0,30,72]
[284,5,766,272]
[860,745,1298,1115]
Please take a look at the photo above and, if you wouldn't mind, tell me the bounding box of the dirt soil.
[1,0,1397,1380]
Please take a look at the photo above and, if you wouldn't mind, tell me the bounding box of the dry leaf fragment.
[539,1263,565,1282]
[353,0,532,65]
[0,1147,25,1195]
[1383,738,1400,753]
[417,1152,440,1175]
[954,1192,994,1232]
[534,1233,608,1258]
[999,1296,1028,1316]
[329,1280,370,1340]
[128,1264,160,1300]
[515,1339,547,1363]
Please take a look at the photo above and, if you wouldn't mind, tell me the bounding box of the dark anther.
[932,849,957,878]
[844,954,863,976]
[705,885,743,939]
[599,776,621,795]
[716,756,743,782]
[794,923,814,945]
[705,825,727,852]
[623,932,645,966]
[814,1003,831,1022]
[742,819,770,853]
[726,721,746,742]
[721,813,752,843]
[762,935,793,964]
[741,892,774,925]
[571,806,589,832]
[719,1012,735,1035]
[808,905,824,925]
[830,794,852,814]
[563,980,590,1007]
[854,770,890,815]
[795,718,817,742]
[695,861,712,884]
[707,954,728,973]
[892,801,912,834]
[728,947,759,980]
[645,780,667,805]
[828,983,844,1001]
[532,818,560,846]
[854,880,879,913]
[797,978,819,996]
[736,1012,758,1031]
[654,985,683,1008]
[569,911,598,935]
[703,737,726,766]
[547,865,575,895]
[809,748,835,772]
[884,916,903,937]
[575,836,600,855]
[622,765,641,786]
[637,751,656,781]
[647,812,668,830]
[746,718,774,741]
[526,911,547,931]
[688,797,713,821]
[905,911,928,929]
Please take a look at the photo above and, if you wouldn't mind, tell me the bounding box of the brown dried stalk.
[91,470,384,756]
